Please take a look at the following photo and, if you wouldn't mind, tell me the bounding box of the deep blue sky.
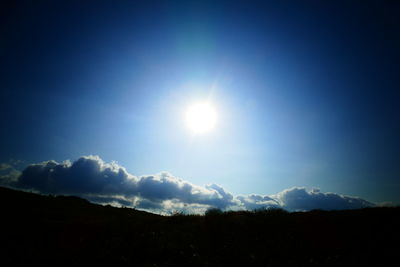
[1,0,399,204]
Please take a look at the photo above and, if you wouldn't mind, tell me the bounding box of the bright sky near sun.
[185,102,217,134]
[0,1,399,205]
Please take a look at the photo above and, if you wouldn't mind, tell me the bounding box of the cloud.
[273,187,374,211]
[0,155,375,213]
[236,194,280,210]
[0,163,13,171]
[0,162,21,185]
[0,156,237,213]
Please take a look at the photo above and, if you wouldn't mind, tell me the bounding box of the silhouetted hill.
[0,186,398,266]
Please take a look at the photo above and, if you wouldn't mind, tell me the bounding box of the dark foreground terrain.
[0,187,399,266]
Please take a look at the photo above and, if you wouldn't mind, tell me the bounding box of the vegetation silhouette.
[0,186,398,266]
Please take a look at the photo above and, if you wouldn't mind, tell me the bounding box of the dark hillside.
[0,186,398,266]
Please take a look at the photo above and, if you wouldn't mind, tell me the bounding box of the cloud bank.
[0,156,375,213]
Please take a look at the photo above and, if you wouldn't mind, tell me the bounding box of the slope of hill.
[0,186,398,266]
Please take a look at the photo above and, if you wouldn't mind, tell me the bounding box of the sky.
[1,0,399,212]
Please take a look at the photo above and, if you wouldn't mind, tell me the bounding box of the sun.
[185,102,217,133]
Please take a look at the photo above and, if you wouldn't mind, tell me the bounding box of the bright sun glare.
[185,102,217,134]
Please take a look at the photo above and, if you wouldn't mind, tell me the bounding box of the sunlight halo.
[185,102,217,134]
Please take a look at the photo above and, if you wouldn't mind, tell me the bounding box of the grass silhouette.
[0,186,398,266]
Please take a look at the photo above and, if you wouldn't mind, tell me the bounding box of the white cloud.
[273,187,374,211]
[0,163,12,171]
[0,155,375,213]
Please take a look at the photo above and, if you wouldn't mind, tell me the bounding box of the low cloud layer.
[0,156,375,213]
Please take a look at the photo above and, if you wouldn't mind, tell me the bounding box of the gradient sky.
[1,0,399,205]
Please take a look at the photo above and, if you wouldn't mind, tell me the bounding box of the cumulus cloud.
[0,162,21,185]
[0,156,237,213]
[0,155,375,213]
[273,187,374,211]
[0,163,13,171]
[236,194,280,210]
